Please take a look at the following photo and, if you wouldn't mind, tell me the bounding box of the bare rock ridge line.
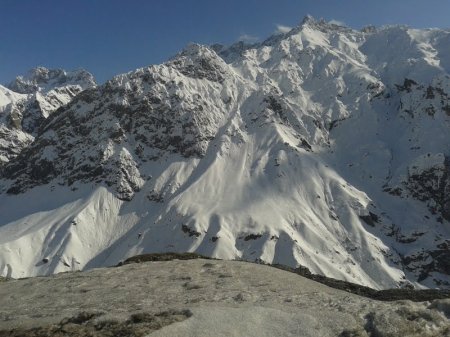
[119,253,450,302]
[0,16,449,290]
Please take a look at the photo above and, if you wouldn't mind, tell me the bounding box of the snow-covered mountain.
[7,67,95,95]
[0,67,96,164]
[1,17,449,290]
[0,85,31,164]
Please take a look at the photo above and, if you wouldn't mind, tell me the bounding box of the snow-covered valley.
[0,17,449,290]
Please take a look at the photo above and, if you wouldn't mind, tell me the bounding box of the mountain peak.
[301,14,316,25]
[168,43,228,82]
[297,15,353,34]
[7,67,96,94]
[175,43,222,61]
[211,41,259,63]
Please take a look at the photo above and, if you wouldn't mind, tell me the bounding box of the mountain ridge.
[0,17,449,290]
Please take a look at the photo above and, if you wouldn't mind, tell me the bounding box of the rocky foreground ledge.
[0,256,449,337]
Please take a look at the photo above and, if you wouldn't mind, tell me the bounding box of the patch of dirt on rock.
[119,252,211,265]
[0,310,192,337]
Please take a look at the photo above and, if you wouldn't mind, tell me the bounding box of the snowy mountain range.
[0,16,449,290]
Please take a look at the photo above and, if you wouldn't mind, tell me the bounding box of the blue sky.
[1,0,450,84]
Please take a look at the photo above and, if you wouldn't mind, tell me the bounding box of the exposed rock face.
[0,68,96,166]
[385,153,450,221]
[405,154,450,222]
[0,86,32,164]
[0,18,450,289]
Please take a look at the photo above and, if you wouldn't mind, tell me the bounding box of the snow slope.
[0,17,449,289]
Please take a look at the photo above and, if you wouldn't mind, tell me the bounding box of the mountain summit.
[7,67,95,94]
[0,68,96,165]
[0,18,449,289]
